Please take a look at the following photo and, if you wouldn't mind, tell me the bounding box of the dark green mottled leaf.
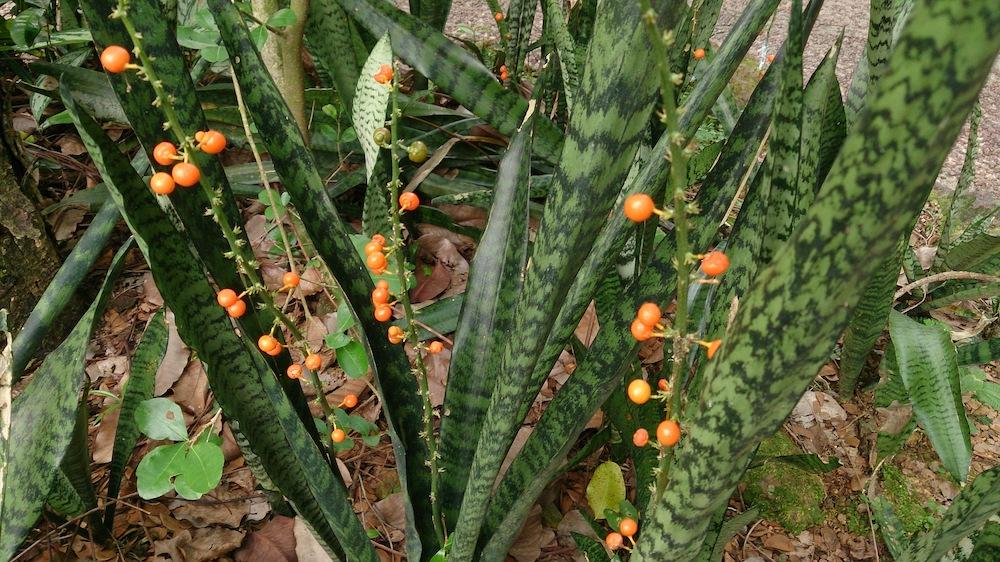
[903,466,1000,562]
[889,310,971,481]
[506,0,538,77]
[957,339,1000,366]
[868,495,908,559]
[845,0,896,127]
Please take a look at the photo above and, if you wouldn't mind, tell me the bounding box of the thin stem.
[116,1,305,345]
[387,66,446,545]
[640,0,692,499]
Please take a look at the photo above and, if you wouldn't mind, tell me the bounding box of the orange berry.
[627,379,652,405]
[605,532,623,550]
[304,354,322,371]
[499,64,509,81]
[364,241,383,256]
[399,192,420,211]
[216,288,239,308]
[701,250,730,276]
[387,325,405,344]
[100,45,130,73]
[428,341,444,354]
[767,53,776,63]
[372,287,390,305]
[150,172,175,195]
[195,131,206,143]
[342,394,358,409]
[636,302,661,327]
[624,193,655,222]
[372,234,386,246]
[374,63,394,84]
[286,364,303,379]
[693,48,706,60]
[619,518,638,537]
[630,318,653,341]
[656,419,681,447]
[226,300,247,318]
[367,252,388,271]
[266,342,283,356]
[171,162,201,187]
[658,378,669,391]
[257,335,278,353]
[331,428,347,443]
[495,11,504,22]
[197,130,227,154]
[282,271,301,287]
[374,304,393,323]
[705,339,722,359]
[153,142,178,166]
[632,428,649,447]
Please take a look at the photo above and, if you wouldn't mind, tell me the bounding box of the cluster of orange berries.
[499,65,509,82]
[365,234,389,276]
[149,130,225,195]
[98,46,226,196]
[624,378,682,448]
[605,518,638,551]
[374,63,394,85]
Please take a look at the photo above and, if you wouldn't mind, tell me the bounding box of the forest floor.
[12,2,1000,562]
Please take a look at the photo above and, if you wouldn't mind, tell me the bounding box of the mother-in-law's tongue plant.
[5,0,999,560]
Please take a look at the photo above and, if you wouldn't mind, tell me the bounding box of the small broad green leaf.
[267,8,298,27]
[200,46,230,63]
[135,398,188,441]
[135,443,186,499]
[173,441,225,500]
[325,331,352,350]
[250,25,268,49]
[337,303,357,332]
[353,34,392,182]
[337,341,369,378]
[889,311,972,481]
[572,533,611,562]
[587,461,626,521]
[619,499,639,519]
[11,8,44,48]
[366,528,380,539]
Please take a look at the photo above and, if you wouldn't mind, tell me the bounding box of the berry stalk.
[640,0,692,498]
[386,64,446,544]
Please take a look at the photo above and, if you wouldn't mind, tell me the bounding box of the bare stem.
[386,66,446,545]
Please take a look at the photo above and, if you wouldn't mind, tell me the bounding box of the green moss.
[882,464,936,534]
[742,433,826,534]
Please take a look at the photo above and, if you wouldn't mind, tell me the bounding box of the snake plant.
[3,0,999,560]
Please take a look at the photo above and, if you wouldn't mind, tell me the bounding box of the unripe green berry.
[373,127,391,147]
[407,140,429,163]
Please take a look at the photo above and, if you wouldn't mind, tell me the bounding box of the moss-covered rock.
[881,464,936,534]
[742,432,826,534]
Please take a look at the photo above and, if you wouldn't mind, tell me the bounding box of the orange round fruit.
[282,272,301,288]
[619,518,638,537]
[150,172,175,195]
[286,364,303,379]
[399,192,420,211]
[216,288,239,307]
[257,335,278,353]
[374,63,394,84]
[605,532,623,550]
[387,325,405,344]
[266,342,283,356]
[633,428,649,447]
[367,252,388,271]
[630,318,653,341]
[197,130,226,154]
[636,302,661,327]
[100,45,130,73]
[624,193,655,222]
[364,241,383,256]
[656,419,681,447]
[374,305,393,323]
[428,341,444,354]
[153,142,177,166]
[342,394,358,408]
[372,287,390,305]
[375,279,389,290]
[693,48,706,60]
[226,300,247,318]
[171,162,201,187]
[304,354,322,371]
[495,11,504,22]
[331,428,347,443]
[627,379,652,405]
[701,251,730,276]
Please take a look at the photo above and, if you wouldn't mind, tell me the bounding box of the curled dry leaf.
[508,504,556,562]
[293,517,335,562]
[155,312,191,396]
[169,486,253,529]
[154,527,245,562]
[234,515,296,562]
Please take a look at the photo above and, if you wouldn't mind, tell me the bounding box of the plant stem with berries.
[640,0,692,499]
[386,64,446,545]
[114,0,305,345]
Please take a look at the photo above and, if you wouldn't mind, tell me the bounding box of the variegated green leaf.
[306,0,366,110]
[845,0,896,127]
[354,34,392,183]
[889,310,971,481]
[903,467,1000,562]
[542,0,578,113]
[0,240,128,559]
[506,0,538,77]
[958,339,1000,366]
